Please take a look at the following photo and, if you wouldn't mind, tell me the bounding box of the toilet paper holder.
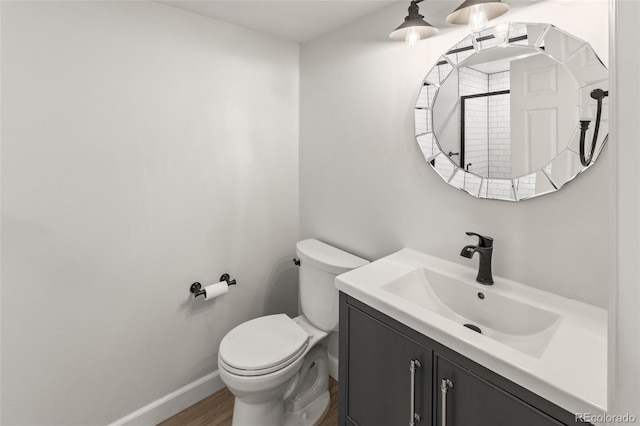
[190,274,236,298]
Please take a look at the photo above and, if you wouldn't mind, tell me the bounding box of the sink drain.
[463,323,482,334]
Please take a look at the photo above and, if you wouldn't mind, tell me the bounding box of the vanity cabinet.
[435,355,562,426]
[339,293,589,426]
[343,305,433,426]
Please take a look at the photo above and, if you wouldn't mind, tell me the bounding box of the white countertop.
[336,248,607,417]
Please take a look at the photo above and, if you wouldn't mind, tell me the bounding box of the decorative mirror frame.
[415,23,609,201]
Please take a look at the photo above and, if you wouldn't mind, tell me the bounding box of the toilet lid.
[219,314,310,372]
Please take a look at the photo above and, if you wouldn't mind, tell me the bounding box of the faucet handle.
[465,232,493,248]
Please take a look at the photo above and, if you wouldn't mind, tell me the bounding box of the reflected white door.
[511,54,577,177]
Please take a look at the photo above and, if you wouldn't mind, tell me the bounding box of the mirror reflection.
[416,23,609,201]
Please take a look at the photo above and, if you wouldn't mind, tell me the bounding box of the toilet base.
[284,390,330,426]
[284,344,330,426]
[227,345,330,426]
[231,397,285,426]
[231,389,329,426]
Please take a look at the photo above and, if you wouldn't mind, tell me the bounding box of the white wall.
[610,0,640,420]
[0,1,299,424]
[300,0,611,308]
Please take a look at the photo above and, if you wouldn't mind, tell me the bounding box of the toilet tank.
[296,239,369,331]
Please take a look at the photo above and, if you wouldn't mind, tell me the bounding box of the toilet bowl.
[218,239,369,426]
[219,315,329,426]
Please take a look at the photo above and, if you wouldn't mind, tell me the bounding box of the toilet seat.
[219,314,310,377]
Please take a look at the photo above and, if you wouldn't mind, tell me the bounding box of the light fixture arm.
[405,1,425,22]
[579,88,609,167]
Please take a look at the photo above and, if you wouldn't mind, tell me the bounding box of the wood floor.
[158,378,338,426]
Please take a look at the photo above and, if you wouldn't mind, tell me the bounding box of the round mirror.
[415,23,609,201]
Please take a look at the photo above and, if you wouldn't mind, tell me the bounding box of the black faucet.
[460,232,494,285]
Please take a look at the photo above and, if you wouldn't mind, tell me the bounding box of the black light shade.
[390,1,438,43]
[446,0,510,25]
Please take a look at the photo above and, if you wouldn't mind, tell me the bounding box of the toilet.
[218,239,368,426]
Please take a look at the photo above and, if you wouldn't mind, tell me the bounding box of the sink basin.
[382,268,561,358]
[335,248,607,416]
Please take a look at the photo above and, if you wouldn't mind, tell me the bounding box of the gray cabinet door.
[435,355,564,426]
[342,305,433,426]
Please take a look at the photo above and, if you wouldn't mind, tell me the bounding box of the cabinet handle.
[440,378,454,426]
[409,359,421,426]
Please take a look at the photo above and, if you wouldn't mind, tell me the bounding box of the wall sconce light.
[579,88,609,166]
[446,0,511,33]
[389,0,438,47]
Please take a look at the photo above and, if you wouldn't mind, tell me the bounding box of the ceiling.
[157,1,538,43]
[158,0,401,42]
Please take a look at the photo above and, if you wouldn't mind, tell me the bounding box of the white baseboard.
[108,370,225,426]
[328,353,339,382]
